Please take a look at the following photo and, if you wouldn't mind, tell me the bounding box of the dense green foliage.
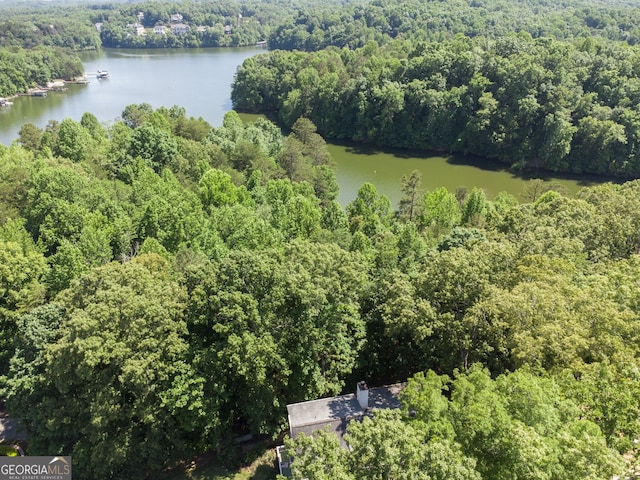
[0,5,101,50]
[285,368,626,480]
[96,1,267,48]
[267,0,640,51]
[232,35,640,178]
[0,47,84,97]
[0,104,639,478]
[4,1,640,476]
[6,0,640,51]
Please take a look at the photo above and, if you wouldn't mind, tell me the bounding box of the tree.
[560,360,640,454]
[132,168,206,253]
[397,169,422,221]
[121,103,154,128]
[186,241,367,437]
[4,256,207,479]
[127,123,179,173]
[284,430,354,480]
[461,187,487,226]
[347,182,392,236]
[55,118,91,163]
[198,168,251,211]
[17,123,43,153]
[362,271,437,380]
[278,136,314,183]
[419,187,461,234]
[0,221,48,374]
[346,409,478,480]
[80,112,105,140]
[446,367,624,480]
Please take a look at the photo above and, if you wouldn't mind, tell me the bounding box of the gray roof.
[286,384,405,447]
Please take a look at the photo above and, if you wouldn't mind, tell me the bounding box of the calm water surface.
[0,47,265,146]
[331,143,603,206]
[0,47,609,205]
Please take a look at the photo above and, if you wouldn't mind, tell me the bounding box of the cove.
[0,47,611,204]
[330,141,605,207]
[0,46,265,146]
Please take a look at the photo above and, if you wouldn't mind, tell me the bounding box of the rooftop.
[286,383,404,447]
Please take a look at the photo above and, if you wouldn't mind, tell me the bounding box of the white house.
[171,23,190,35]
[127,23,145,36]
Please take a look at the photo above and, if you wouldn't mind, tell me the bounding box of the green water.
[330,142,606,207]
[240,113,611,205]
[0,48,613,205]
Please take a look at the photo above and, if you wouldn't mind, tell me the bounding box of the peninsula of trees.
[233,34,640,178]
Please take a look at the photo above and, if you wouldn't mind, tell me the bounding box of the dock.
[46,81,66,91]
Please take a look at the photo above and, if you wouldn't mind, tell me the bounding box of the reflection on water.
[331,141,607,207]
[0,47,613,204]
[0,47,265,146]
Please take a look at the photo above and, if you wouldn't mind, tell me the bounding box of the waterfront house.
[127,23,146,36]
[171,23,190,35]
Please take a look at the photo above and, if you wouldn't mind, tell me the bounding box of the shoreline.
[2,76,90,103]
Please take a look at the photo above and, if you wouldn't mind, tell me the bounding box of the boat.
[97,70,110,79]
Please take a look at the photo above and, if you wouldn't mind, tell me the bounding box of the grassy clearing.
[0,445,19,456]
[161,447,278,480]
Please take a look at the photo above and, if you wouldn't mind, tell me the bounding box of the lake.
[0,47,265,145]
[328,142,605,207]
[0,47,607,206]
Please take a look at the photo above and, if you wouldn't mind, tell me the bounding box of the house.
[196,26,207,33]
[277,381,405,476]
[224,25,232,35]
[170,13,183,23]
[153,25,167,35]
[127,23,145,36]
[171,23,190,35]
[46,81,66,91]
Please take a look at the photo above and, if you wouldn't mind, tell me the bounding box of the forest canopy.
[3,0,640,477]
[0,105,639,478]
[232,35,640,178]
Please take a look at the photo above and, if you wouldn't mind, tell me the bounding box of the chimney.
[357,381,369,409]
